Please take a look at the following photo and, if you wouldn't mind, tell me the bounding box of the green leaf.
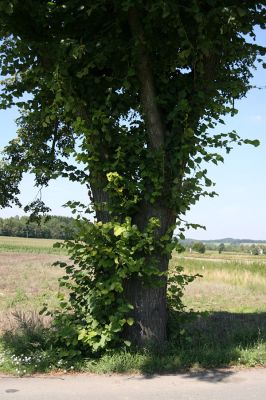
[237,8,247,17]
[244,139,260,147]
[78,329,86,341]
[114,226,126,236]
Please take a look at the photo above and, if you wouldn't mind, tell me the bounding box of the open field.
[0,238,265,374]
[172,253,266,312]
[180,251,266,263]
[0,252,66,332]
[0,236,65,254]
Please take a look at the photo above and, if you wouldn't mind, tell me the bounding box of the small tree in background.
[250,245,260,255]
[218,243,225,254]
[192,241,206,254]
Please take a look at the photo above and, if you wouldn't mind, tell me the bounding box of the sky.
[0,30,266,240]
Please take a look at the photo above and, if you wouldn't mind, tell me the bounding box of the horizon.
[1,213,266,242]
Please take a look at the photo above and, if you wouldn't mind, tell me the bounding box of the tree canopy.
[0,1,265,349]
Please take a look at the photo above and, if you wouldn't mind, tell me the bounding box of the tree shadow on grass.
[137,311,266,376]
[1,311,266,376]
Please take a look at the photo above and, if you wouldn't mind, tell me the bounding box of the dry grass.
[0,252,66,332]
[182,250,266,263]
[172,254,266,313]
[1,245,265,330]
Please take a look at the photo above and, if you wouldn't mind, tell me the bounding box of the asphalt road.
[0,369,265,400]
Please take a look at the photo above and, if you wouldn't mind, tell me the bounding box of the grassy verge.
[1,310,265,375]
[0,244,265,375]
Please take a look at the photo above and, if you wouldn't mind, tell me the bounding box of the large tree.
[0,1,265,349]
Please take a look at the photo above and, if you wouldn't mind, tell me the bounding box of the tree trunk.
[123,10,176,346]
[124,204,176,346]
[89,176,111,223]
[123,256,169,346]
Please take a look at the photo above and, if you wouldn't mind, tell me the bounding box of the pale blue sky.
[0,29,266,240]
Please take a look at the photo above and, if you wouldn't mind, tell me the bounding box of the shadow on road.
[182,369,235,383]
[128,368,235,383]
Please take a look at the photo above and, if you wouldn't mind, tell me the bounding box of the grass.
[173,254,266,313]
[0,252,66,323]
[0,236,66,254]
[182,249,266,262]
[0,242,265,375]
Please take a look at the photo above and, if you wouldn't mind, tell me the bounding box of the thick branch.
[128,9,165,150]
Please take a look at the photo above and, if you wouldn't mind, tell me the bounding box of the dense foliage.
[0,215,76,239]
[0,1,265,348]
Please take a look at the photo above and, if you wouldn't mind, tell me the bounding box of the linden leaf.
[127,318,134,326]
[114,226,126,236]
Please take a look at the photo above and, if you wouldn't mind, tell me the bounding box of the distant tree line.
[0,216,77,239]
[184,241,266,255]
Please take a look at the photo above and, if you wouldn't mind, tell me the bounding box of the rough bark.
[124,205,176,346]
[89,177,111,223]
[123,271,168,346]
